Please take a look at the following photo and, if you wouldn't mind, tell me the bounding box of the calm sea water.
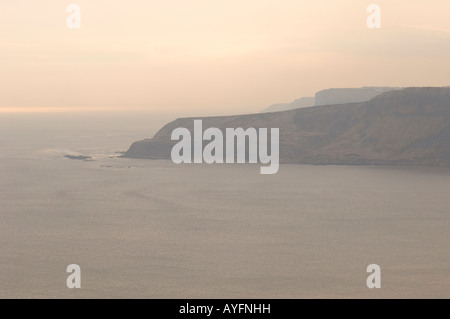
[0,112,449,298]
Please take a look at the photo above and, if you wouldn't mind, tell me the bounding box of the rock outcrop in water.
[124,87,450,166]
[65,154,93,161]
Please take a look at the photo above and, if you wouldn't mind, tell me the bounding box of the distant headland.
[124,87,450,166]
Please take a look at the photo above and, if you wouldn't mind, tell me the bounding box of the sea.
[0,111,449,298]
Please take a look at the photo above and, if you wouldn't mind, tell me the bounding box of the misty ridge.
[124,86,450,166]
[259,87,402,113]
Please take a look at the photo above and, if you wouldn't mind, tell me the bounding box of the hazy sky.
[1,0,450,114]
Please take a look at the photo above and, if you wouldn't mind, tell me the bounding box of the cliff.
[314,87,401,106]
[124,87,450,166]
[261,86,400,113]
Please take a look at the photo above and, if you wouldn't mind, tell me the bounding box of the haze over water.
[0,112,449,298]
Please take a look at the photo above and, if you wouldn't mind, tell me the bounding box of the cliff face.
[261,87,400,113]
[314,87,401,106]
[124,87,450,166]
